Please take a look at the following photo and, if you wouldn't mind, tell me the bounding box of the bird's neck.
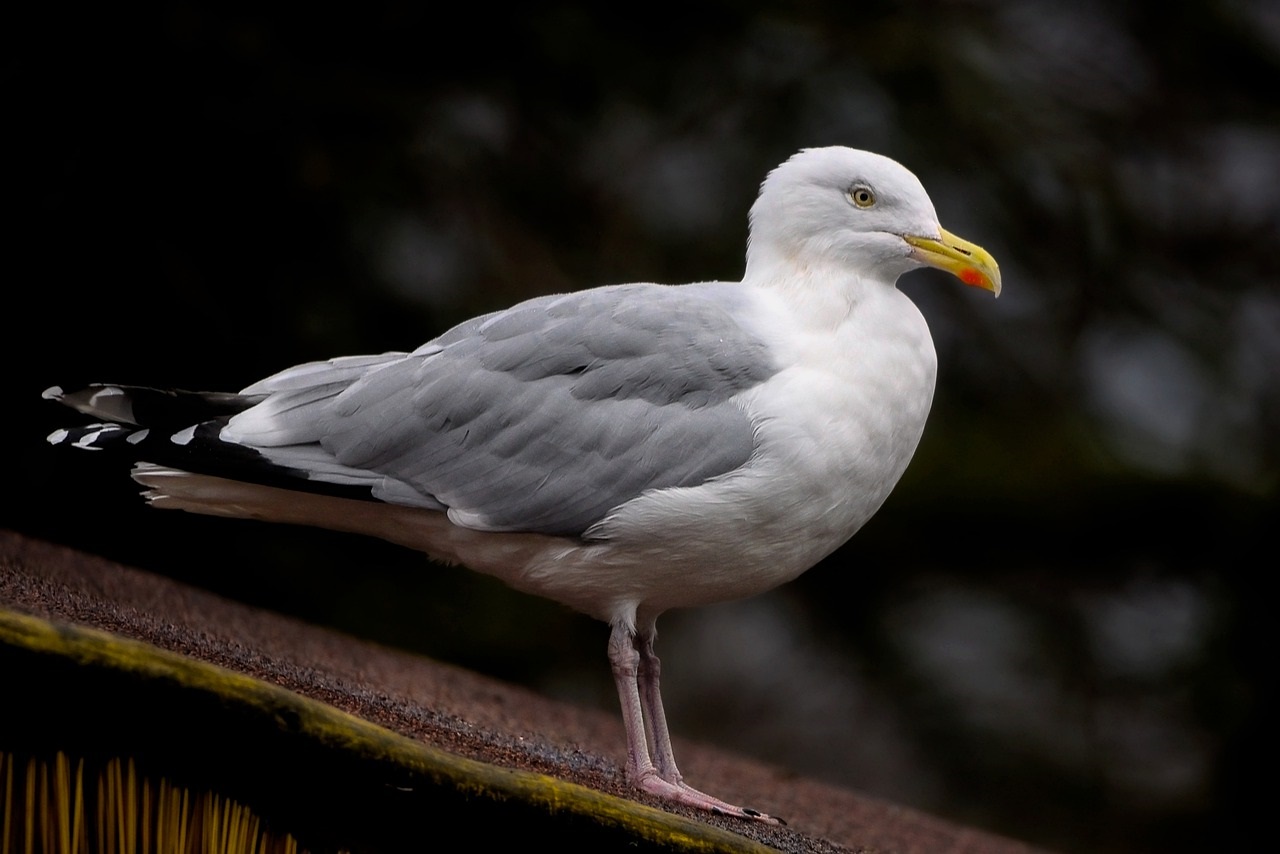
[743,248,892,330]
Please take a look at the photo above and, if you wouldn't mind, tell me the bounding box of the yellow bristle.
[0,752,305,854]
[25,756,35,854]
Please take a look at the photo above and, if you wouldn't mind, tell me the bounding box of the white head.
[745,147,1000,295]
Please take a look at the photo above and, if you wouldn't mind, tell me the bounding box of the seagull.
[45,146,1000,823]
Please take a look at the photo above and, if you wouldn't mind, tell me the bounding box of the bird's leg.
[608,621,780,824]
[608,622,659,782]
[635,628,680,782]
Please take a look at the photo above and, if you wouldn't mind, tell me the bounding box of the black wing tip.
[49,416,387,508]
[46,423,139,451]
[43,383,260,429]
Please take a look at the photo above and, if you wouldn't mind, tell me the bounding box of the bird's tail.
[43,382,456,559]
[43,383,358,503]
[43,382,265,463]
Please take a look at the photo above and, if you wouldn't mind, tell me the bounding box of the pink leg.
[608,622,780,824]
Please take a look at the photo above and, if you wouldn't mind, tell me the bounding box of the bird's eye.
[848,185,876,208]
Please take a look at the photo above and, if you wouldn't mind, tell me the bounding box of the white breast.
[549,280,938,618]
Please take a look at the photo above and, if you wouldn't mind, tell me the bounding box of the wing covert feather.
[247,283,778,535]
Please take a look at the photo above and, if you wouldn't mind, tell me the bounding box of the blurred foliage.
[5,2,1276,852]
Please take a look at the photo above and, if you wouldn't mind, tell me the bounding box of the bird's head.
[746,146,1001,296]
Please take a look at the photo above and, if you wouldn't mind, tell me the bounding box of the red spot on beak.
[959,267,985,287]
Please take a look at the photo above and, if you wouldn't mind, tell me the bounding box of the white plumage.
[47,146,1000,822]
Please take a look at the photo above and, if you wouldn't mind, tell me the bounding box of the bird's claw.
[635,772,783,824]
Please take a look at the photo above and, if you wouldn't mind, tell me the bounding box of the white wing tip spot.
[171,425,198,446]
[72,424,125,451]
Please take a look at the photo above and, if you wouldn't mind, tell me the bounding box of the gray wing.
[227,282,778,536]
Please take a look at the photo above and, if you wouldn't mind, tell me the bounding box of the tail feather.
[44,383,387,506]
[129,463,461,560]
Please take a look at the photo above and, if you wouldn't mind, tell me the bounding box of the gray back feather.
[229,282,777,536]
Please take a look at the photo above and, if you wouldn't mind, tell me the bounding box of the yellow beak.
[904,227,1002,296]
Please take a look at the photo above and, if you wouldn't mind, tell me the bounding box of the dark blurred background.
[5,2,1276,851]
